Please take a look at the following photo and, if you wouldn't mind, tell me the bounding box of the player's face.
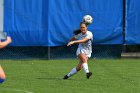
[80,24,87,34]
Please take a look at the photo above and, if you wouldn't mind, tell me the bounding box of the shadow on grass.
[35,77,73,81]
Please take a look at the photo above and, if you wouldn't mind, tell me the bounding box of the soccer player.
[63,22,93,79]
[0,36,12,83]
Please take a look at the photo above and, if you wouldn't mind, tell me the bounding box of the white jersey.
[74,31,93,57]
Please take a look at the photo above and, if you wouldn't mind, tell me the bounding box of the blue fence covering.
[4,0,124,46]
[4,0,49,46]
[125,0,140,44]
[48,0,123,46]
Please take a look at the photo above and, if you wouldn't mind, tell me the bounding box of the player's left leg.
[0,65,6,83]
[78,54,92,79]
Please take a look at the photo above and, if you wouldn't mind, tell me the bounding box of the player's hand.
[67,41,74,46]
[6,36,12,43]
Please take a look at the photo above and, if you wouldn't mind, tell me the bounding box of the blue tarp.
[4,0,49,46]
[4,0,123,46]
[125,0,140,44]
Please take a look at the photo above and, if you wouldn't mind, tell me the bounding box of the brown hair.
[80,22,88,27]
[73,22,88,35]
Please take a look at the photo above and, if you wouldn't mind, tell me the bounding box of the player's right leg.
[63,61,82,79]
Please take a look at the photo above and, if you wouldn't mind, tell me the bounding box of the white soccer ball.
[82,15,93,25]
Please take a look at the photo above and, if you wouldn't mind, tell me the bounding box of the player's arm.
[67,37,89,46]
[0,36,12,49]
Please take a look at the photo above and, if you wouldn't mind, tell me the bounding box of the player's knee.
[76,67,82,71]
[80,57,87,63]
[0,78,5,83]
[81,58,87,63]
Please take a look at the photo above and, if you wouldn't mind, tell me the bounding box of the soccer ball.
[82,15,93,25]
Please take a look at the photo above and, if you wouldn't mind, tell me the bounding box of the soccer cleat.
[63,75,69,79]
[86,72,92,79]
[0,78,5,83]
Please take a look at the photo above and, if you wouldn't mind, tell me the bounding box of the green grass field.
[0,59,140,93]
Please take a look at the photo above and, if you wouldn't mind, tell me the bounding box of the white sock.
[82,63,89,73]
[67,67,77,77]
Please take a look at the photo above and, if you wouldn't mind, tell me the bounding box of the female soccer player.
[0,36,12,83]
[63,22,93,79]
